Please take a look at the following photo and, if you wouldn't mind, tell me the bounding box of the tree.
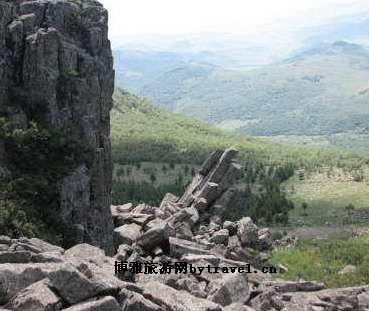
[302,202,308,216]
[135,162,142,170]
[150,173,157,184]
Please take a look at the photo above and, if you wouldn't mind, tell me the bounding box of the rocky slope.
[1,149,368,310]
[0,0,114,252]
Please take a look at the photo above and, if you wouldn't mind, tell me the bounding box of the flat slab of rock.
[62,296,120,311]
[142,281,222,311]
[169,237,213,257]
[263,280,325,293]
[15,238,64,254]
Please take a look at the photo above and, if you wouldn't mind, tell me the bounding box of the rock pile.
[1,149,369,310]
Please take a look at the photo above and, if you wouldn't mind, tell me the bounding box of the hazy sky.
[100,0,368,40]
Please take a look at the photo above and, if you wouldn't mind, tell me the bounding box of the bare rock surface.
[0,0,114,253]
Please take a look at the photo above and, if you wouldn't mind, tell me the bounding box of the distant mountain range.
[115,41,369,141]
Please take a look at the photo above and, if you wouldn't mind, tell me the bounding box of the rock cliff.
[0,0,114,253]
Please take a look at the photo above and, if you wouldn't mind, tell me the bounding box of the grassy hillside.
[283,167,369,226]
[111,89,366,170]
[111,90,368,225]
[115,42,369,151]
[271,236,369,288]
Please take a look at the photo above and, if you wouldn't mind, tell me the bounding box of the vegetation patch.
[0,118,86,244]
[270,236,369,288]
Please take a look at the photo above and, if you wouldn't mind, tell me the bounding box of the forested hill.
[111,89,366,171]
[110,89,368,224]
[115,42,369,146]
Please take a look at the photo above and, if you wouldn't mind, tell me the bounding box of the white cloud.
[99,0,369,40]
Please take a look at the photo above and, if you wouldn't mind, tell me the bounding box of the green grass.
[270,236,369,288]
[283,168,369,225]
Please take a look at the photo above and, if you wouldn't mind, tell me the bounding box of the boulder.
[136,224,170,253]
[132,203,156,215]
[48,264,105,305]
[175,277,207,298]
[14,238,64,255]
[115,213,154,227]
[111,203,134,217]
[5,280,62,311]
[31,252,64,263]
[257,228,273,251]
[64,244,106,265]
[237,217,258,247]
[169,237,213,258]
[62,296,121,311]
[263,281,325,293]
[142,281,222,311]
[117,288,161,310]
[224,304,255,311]
[115,244,133,261]
[0,263,61,304]
[223,221,238,236]
[114,224,142,247]
[207,274,250,306]
[210,229,229,245]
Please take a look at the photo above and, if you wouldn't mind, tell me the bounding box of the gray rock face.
[114,224,142,247]
[237,217,258,247]
[117,288,162,311]
[6,280,62,311]
[62,296,121,311]
[207,274,250,306]
[48,264,105,305]
[0,263,62,304]
[179,148,241,223]
[0,0,114,254]
[142,281,222,311]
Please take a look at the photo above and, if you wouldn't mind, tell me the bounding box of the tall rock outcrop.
[0,0,114,253]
